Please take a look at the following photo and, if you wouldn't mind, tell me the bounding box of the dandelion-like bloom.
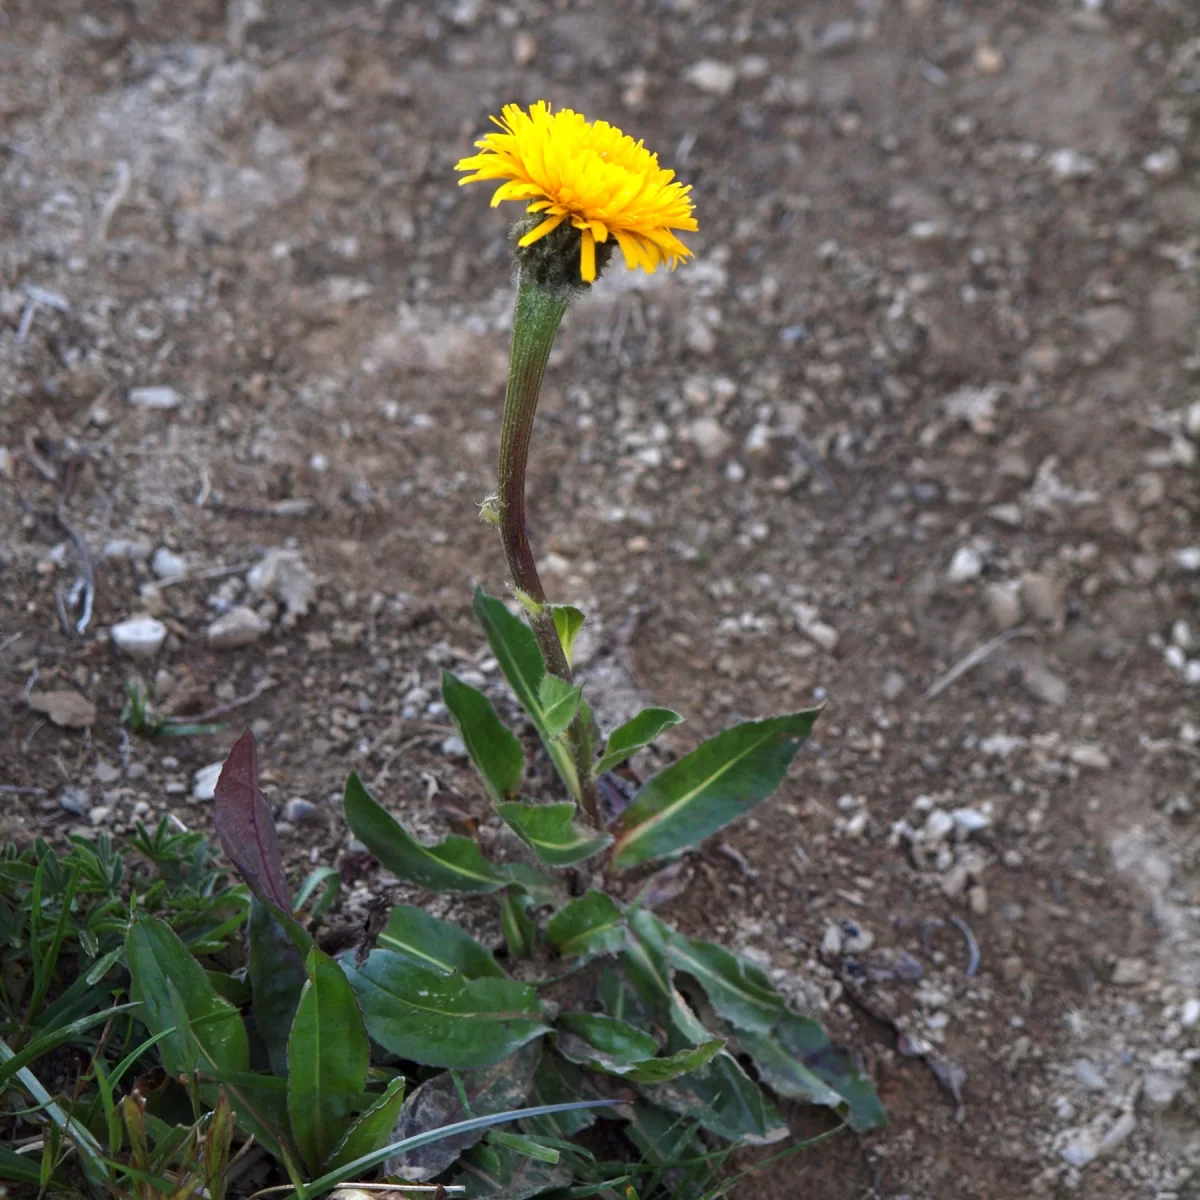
[456,101,698,284]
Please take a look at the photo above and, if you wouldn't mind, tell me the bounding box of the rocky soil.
[2,1,1199,1196]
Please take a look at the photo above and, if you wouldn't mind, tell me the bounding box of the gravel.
[947,546,984,584]
[127,385,182,409]
[683,60,737,98]
[151,546,187,580]
[206,606,271,650]
[110,616,168,659]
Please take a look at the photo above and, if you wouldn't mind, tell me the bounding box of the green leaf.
[344,772,507,894]
[496,861,560,904]
[557,1012,659,1064]
[498,886,536,960]
[625,1100,704,1168]
[0,1145,44,1184]
[248,896,308,1077]
[487,1130,560,1164]
[300,1098,617,1200]
[622,910,713,1048]
[497,802,612,867]
[640,1050,788,1145]
[545,891,625,959]
[761,1012,886,1132]
[556,1013,723,1084]
[389,1040,542,1182]
[287,948,370,1174]
[665,935,784,1035]
[612,711,820,868]
[442,670,524,804]
[537,675,582,738]
[473,588,580,800]
[453,1137,572,1199]
[377,904,505,979]
[322,1076,406,1172]
[550,605,585,665]
[597,964,655,1032]
[736,1031,843,1110]
[473,588,547,728]
[206,970,252,1008]
[592,708,684,777]
[342,950,548,1069]
[525,1051,604,1138]
[293,865,341,921]
[124,915,249,1077]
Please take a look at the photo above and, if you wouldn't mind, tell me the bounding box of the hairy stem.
[498,274,599,825]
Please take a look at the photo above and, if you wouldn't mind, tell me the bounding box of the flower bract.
[456,101,697,283]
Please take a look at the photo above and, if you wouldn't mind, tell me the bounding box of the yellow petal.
[517,212,568,247]
[579,228,596,282]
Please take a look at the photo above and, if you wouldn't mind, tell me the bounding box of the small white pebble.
[947,545,983,583]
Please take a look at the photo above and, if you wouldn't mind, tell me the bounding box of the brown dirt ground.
[3,1,1200,1197]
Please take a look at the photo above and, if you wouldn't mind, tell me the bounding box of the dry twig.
[922,626,1038,701]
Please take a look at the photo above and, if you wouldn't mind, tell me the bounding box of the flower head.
[456,101,698,284]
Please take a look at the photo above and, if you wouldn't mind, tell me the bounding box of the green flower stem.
[498,273,599,826]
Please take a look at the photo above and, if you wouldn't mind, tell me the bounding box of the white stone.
[60,786,88,815]
[1186,401,1200,441]
[103,537,153,562]
[1186,660,1200,686]
[1020,571,1064,625]
[922,808,955,843]
[1098,1111,1136,1154]
[806,621,839,654]
[127,385,181,409]
[1046,148,1096,181]
[1143,147,1181,178]
[951,807,991,836]
[684,59,737,97]
[111,616,167,659]
[1059,1130,1100,1168]
[1141,1072,1185,1113]
[192,761,224,801]
[815,19,858,55]
[743,423,771,457]
[1180,998,1200,1028]
[1070,744,1111,771]
[1112,957,1148,986]
[984,581,1022,630]
[841,923,874,953]
[151,547,187,580]
[980,733,1028,758]
[1176,548,1200,572]
[947,545,983,583]
[687,417,733,461]
[284,798,320,824]
[909,220,947,242]
[206,606,271,650]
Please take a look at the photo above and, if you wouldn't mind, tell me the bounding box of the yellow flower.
[456,101,698,284]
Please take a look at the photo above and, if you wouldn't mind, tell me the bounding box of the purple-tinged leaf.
[213,732,290,912]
